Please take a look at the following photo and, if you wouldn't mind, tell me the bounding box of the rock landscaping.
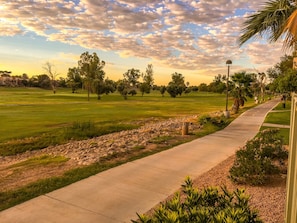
[0,115,200,167]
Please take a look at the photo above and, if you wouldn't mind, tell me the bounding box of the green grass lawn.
[264,111,291,125]
[261,100,291,144]
[0,87,282,211]
[0,87,258,210]
[0,87,252,142]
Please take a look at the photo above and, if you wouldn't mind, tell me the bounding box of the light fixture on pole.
[224,59,232,118]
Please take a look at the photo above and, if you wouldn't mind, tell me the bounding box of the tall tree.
[270,68,297,92]
[78,52,105,101]
[198,83,208,92]
[167,72,186,97]
[208,74,226,93]
[21,73,29,87]
[139,82,150,96]
[117,79,129,100]
[258,72,267,102]
[67,67,82,93]
[104,78,116,95]
[123,68,141,87]
[43,62,59,94]
[37,74,51,89]
[143,64,154,88]
[275,54,294,73]
[160,85,166,97]
[267,54,297,93]
[278,69,297,92]
[139,64,154,96]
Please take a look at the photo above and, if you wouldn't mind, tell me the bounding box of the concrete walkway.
[0,99,280,223]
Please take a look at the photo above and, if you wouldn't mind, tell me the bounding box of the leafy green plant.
[133,177,262,223]
[198,114,229,128]
[63,121,136,140]
[63,121,98,139]
[229,128,288,185]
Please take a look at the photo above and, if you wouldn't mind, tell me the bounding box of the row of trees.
[2,54,297,114]
[67,52,201,100]
[65,51,296,109]
[67,52,155,100]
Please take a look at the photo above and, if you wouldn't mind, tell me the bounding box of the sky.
[0,0,288,85]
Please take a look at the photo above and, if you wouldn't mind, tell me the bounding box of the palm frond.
[283,9,297,50]
[239,0,295,46]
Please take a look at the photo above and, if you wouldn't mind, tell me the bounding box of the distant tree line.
[2,52,297,111]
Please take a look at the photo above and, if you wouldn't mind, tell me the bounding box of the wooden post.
[285,93,297,222]
[182,122,189,136]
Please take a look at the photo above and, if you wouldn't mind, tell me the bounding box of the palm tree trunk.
[293,43,297,69]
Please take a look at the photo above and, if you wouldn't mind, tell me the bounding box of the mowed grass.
[0,87,266,211]
[261,100,291,144]
[0,87,242,143]
[264,111,291,125]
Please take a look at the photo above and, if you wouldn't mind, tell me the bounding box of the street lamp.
[224,60,232,118]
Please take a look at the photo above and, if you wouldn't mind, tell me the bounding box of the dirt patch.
[0,135,195,193]
[0,158,78,192]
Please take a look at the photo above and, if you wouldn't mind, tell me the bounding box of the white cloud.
[0,20,24,36]
[0,0,287,77]
[245,42,284,68]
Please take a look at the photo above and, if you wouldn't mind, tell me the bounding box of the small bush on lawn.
[63,121,135,140]
[229,128,288,185]
[198,114,228,128]
[132,177,263,223]
[63,121,98,139]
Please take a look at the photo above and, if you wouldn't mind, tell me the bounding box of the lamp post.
[224,60,232,118]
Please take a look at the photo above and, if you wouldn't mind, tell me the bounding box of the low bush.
[63,121,99,139]
[63,121,136,140]
[133,177,262,223]
[198,114,228,128]
[229,128,288,185]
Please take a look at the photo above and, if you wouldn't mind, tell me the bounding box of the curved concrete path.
[0,99,280,223]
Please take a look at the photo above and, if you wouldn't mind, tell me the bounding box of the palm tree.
[230,72,253,113]
[239,0,297,50]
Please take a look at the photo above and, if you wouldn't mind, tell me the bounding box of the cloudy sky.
[0,0,286,85]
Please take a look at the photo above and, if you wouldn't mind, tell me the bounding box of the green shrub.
[63,121,98,139]
[132,177,262,223]
[63,121,135,140]
[198,114,228,128]
[229,128,288,185]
